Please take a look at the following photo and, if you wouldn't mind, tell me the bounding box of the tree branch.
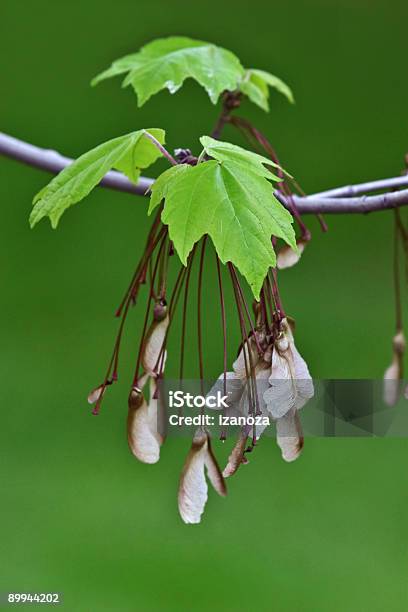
[314,174,408,198]
[1,131,408,215]
[279,190,408,214]
[0,132,154,195]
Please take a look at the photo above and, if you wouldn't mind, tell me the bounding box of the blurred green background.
[1,0,408,610]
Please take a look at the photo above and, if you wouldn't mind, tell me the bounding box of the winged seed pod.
[264,318,314,420]
[87,384,106,405]
[206,371,246,410]
[206,373,252,477]
[209,352,273,477]
[276,409,304,462]
[178,430,226,524]
[127,377,164,464]
[236,362,272,437]
[383,330,406,407]
[223,431,249,478]
[142,300,169,376]
[277,239,307,270]
[232,335,262,380]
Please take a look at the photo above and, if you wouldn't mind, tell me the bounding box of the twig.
[314,175,408,198]
[2,132,408,215]
[0,132,154,195]
[284,190,408,214]
[142,130,177,166]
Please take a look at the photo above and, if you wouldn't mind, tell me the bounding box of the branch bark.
[0,132,154,195]
[1,131,408,215]
[314,174,408,198]
[279,190,408,214]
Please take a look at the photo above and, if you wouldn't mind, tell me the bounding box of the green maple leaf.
[30,129,165,229]
[92,36,244,106]
[199,135,284,179]
[150,138,296,299]
[239,69,294,112]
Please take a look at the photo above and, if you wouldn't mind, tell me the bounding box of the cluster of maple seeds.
[87,199,317,522]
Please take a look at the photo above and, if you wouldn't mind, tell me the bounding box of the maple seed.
[223,432,248,478]
[264,318,314,420]
[277,239,307,270]
[233,335,262,379]
[87,384,105,405]
[153,298,168,321]
[178,430,226,524]
[127,381,162,464]
[276,410,304,462]
[128,386,144,410]
[383,330,406,406]
[142,301,169,376]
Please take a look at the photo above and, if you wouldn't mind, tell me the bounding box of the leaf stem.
[229,265,263,355]
[115,210,164,316]
[210,91,241,140]
[197,237,208,395]
[393,211,403,332]
[179,246,197,383]
[143,130,178,166]
[228,263,260,428]
[215,254,228,439]
[395,210,408,293]
[154,262,188,377]
[197,149,206,164]
[269,268,286,320]
[211,109,230,140]
[132,230,168,385]
[229,116,313,240]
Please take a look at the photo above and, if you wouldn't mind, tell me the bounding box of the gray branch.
[1,132,408,214]
[285,190,408,214]
[0,132,154,195]
[313,174,408,198]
